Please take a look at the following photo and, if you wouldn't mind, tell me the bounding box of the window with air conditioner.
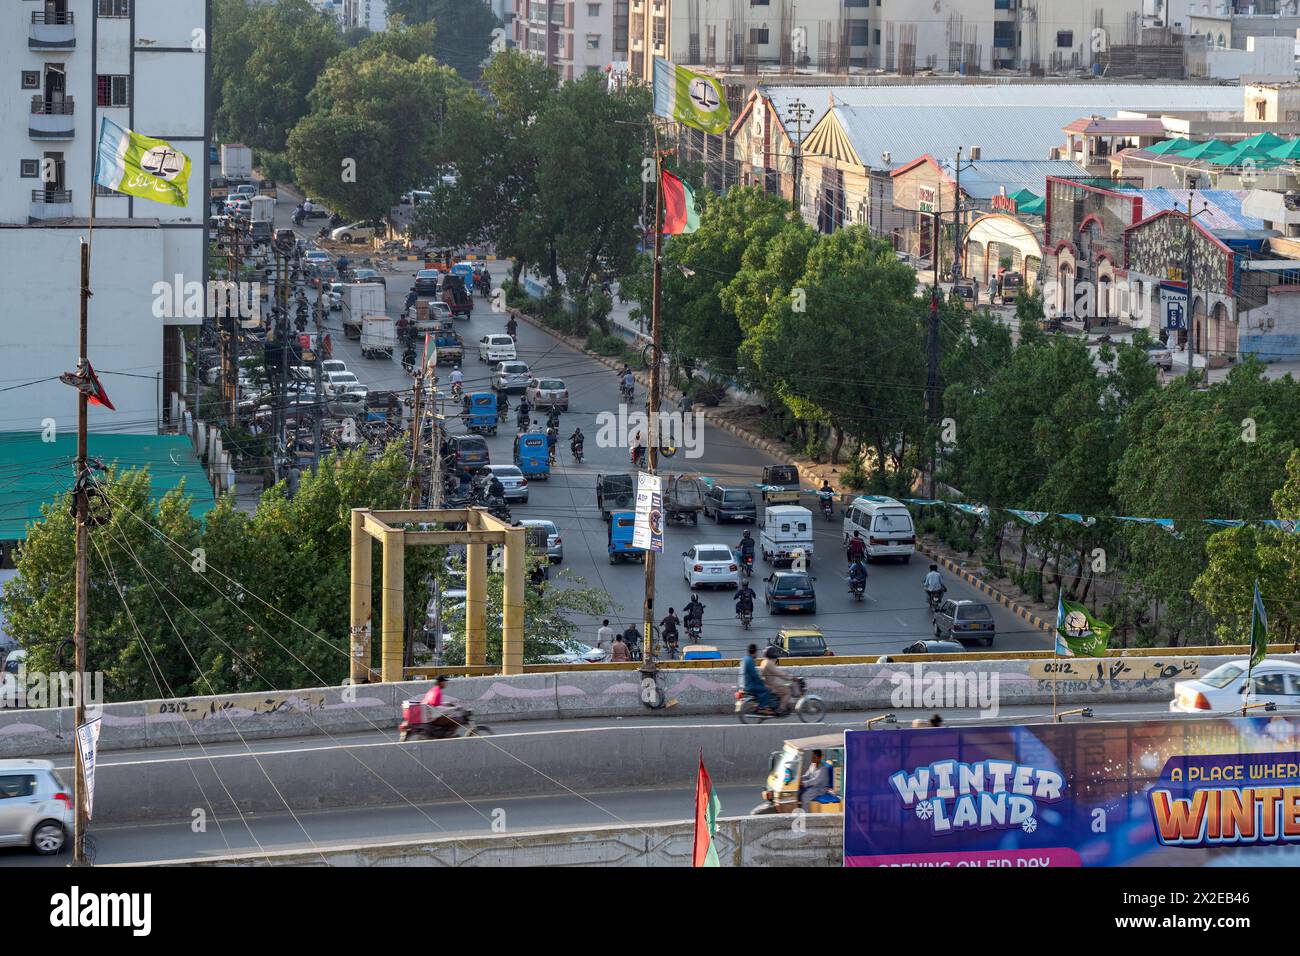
[22,72,41,90]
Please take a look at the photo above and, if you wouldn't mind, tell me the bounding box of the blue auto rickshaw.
[463,391,497,436]
[514,431,550,479]
[607,511,644,565]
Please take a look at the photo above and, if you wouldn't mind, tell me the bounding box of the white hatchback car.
[527,377,569,411]
[323,370,361,395]
[0,759,72,854]
[1170,659,1300,714]
[331,221,376,243]
[478,334,517,364]
[683,544,740,589]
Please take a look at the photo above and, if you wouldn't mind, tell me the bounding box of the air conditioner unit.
[882,150,891,164]
[969,146,982,160]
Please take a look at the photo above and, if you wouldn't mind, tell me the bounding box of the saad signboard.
[844,717,1300,867]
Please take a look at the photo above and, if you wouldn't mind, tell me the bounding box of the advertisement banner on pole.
[75,715,103,821]
[633,472,663,552]
[845,717,1300,867]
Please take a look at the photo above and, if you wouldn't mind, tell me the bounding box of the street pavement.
[270,194,1052,659]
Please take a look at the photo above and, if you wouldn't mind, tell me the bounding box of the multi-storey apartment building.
[341,0,387,32]
[0,0,207,432]
[514,0,622,80]
[628,0,1145,80]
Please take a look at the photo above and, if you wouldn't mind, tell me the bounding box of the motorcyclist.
[739,644,777,714]
[819,479,835,510]
[516,398,531,431]
[736,529,756,565]
[846,530,867,564]
[477,468,505,502]
[621,368,635,400]
[402,344,417,373]
[450,365,464,391]
[546,406,561,429]
[569,427,585,458]
[660,609,681,655]
[405,288,419,312]
[848,557,869,592]
[506,316,518,340]
[622,623,642,660]
[631,430,645,468]
[684,594,706,633]
[923,564,946,605]
[734,582,756,616]
[545,424,559,463]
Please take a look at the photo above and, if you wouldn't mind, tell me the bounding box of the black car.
[764,571,816,614]
[413,269,441,295]
[704,484,757,522]
[932,599,996,647]
[446,434,490,475]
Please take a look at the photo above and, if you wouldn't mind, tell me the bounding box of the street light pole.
[786,100,814,217]
[642,148,665,672]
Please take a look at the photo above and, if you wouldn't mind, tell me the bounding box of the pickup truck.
[433,323,464,366]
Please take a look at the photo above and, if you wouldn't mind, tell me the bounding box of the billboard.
[632,472,663,552]
[845,717,1300,867]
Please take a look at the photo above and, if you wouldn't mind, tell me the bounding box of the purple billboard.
[844,717,1300,867]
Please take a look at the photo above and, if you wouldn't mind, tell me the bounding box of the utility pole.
[73,239,90,866]
[1185,190,1197,381]
[950,146,977,283]
[925,285,940,500]
[408,338,426,508]
[641,148,667,675]
[786,100,814,217]
[313,279,325,470]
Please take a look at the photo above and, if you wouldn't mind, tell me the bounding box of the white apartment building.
[342,0,388,32]
[0,0,207,433]
[629,0,1145,80]
[514,0,624,80]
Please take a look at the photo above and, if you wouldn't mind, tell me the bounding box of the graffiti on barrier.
[1030,658,1199,691]
[147,692,327,723]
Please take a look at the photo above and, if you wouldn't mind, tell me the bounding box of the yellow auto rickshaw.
[750,732,845,815]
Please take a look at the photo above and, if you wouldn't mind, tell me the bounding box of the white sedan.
[1170,659,1300,714]
[682,544,740,590]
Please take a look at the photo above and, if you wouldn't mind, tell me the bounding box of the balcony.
[30,189,74,222]
[30,10,76,51]
[30,97,75,141]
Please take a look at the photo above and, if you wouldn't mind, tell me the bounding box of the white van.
[760,505,814,566]
[842,495,916,562]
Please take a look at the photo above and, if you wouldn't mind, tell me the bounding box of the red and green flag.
[661,170,700,236]
[692,753,721,867]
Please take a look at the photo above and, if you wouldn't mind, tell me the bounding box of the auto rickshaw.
[750,732,845,816]
[463,391,498,436]
[607,510,644,564]
[759,464,802,507]
[514,431,550,479]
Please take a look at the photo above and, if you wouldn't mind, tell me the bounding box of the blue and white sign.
[1160,284,1188,331]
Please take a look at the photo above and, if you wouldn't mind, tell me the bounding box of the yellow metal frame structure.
[349,507,527,681]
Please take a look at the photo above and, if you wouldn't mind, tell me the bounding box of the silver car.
[0,759,72,854]
[520,518,563,563]
[483,464,529,503]
[491,361,532,393]
[527,378,569,411]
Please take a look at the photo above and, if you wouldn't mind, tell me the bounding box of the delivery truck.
[220,143,253,183]
[361,317,397,360]
[248,195,275,242]
[341,282,387,339]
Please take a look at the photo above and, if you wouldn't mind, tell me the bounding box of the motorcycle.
[735,677,826,725]
[849,578,866,602]
[399,701,492,740]
[926,587,946,613]
[736,604,753,630]
[685,618,703,642]
[451,381,464,400]
[739,552,754,579]
[820,493,834,521]
[402,350,417,375]
[570,440,584,463]
[620,383,635,404]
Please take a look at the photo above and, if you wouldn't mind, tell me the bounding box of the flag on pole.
[1055,595,1111,658]
[84,361,115,410]
[661,170,700,235]
[692,753,721,867]
[95,117,192,207]
[1249,580,1268,672]
[653,57,730,134]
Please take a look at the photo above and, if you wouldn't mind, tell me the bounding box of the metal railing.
[31,11,75,25]
[30,96,74,115]
[32,189,72,203]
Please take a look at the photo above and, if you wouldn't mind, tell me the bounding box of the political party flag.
[95,117,191,207]
[1250,580,1268,672]
[84,361,115,410]
[692,753,722,867]
[653,57,730,135]
[661,170,700,235]
[1055,596,1112,658]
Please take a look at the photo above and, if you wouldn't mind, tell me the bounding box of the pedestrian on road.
[596,620,614,653]
[610,633,629,663]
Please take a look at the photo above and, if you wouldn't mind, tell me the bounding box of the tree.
[212,0,344,153]
[287,23,462,223]
[387,0,501,82]
[415,51,559,284]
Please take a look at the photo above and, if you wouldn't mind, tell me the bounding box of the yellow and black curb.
[917,544,1054,635]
